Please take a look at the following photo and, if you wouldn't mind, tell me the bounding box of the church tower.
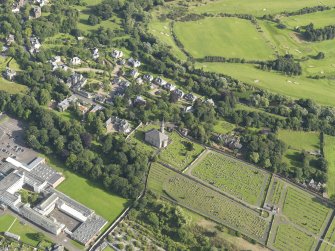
[161,119,165,134]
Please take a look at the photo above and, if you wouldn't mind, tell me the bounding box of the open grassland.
[273,223,316,251]
[45,156,128,227]
[235,103,286,120]
[159,131,204,171]
[190,151,270,206]
[281,9,335,29]
[149,19,187,61]
[174,18,274,60]
[148,162,271,243]
[282,187,331,234]
[324,135,335,198]
[197,62,335,106]
[277,130,320,151]
[0,214,52,247]
[189,0,335,16]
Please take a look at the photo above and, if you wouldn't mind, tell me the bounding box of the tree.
[250,152,259,164]
[88,14,100,25]
[33,232,45,242]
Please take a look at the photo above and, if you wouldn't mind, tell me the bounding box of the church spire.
[161,118,165,134]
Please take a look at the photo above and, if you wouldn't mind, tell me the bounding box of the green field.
[273,223,316,251]
[159,131,204,171]
[128,124,157,156]
[189,0,335,16]
[282,187,331,234]
[190,151,270,205]
[278,130,320,151]
[149,19,187,61]
[45,156,128,226]
[324,135,335,198]
[197,62,335,106]
[174,17,274,60]
[148,162,271,243]
[0,214,52,247]
[320,242,335,251]
[281,9,335,29]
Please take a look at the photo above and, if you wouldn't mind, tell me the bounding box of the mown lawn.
[281,9,335,29]
[43,155,129,227]
[277,130,320,151]
[0,214,52,247]
[212,120,236,134]
[324,135,335,198]
[174,17,274,60]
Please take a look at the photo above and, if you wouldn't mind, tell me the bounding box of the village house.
[145,121,169,148]
[136,77,143,85]
[154,77,167,86]
[70,57,81,66]
[77,104,89,115]
[163,83,175,91]
[206,98,215,106]
[111,50,123,59]
[105,116,132,134]
[57,95,77,112]
[31,6,41,18]
[216,134,242,150]
[94,95,106,103]
[92,48,99,60]
[4,68,16,81]
[184,93,197,102]
[67,73,87,89]
[34,0,47,6]
[134,96,146,106]
[12,0,25,12]
[128,57,141,68]
[129,69,139,79]
[143,74,153,82]
[308,179,324,192]
[172,89,184,99]
[6,34,15,46]
[90,104,104,113]
[30,36,41,53]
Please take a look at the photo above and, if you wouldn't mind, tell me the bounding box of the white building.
[70,57,81,66]
[111,50,123,59]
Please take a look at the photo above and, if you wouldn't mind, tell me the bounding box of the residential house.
[163,83,175,91]
[128,57,141,68]
[111,50,123,59]
[31,6,41,18]
[57,95,77,112]
[129,69,139,79]
[143,74,153,82]
[6,34,15,46]
[67,73,87,89]
[136,77,143,85]
[106,116,131,134]
[70,57,81,66]
[154,77,167,86]
[30,36,41,53]
[92,48,99,60]
[134,96,146,105]
[4,68,16,81]
[184,93,197,102]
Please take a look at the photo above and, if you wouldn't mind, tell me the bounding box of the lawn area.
[149,19,187,61]
[273,223,316,251]
[159,131,204,171]
[0,214,52,248]
[277,130,320,151]
[0,78,28,94]
[44,156,129,227]
[281,9,335,29]
[190,151,270,206]
[128,124,157,156]
[212,120,236,134]
[147,162,270,243]
[174,17,274,60]
[282,187,332,234]
[197,62,335,106]
[324,135,335,198]
[235,103,286,120]
[189,0,335,16]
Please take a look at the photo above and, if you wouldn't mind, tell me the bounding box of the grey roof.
[72,215,107,245]
[0,171,22,192]
[145,129,169,142]
[37,193,58,211]
[0,162,15,176]
[30,164,63,186]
